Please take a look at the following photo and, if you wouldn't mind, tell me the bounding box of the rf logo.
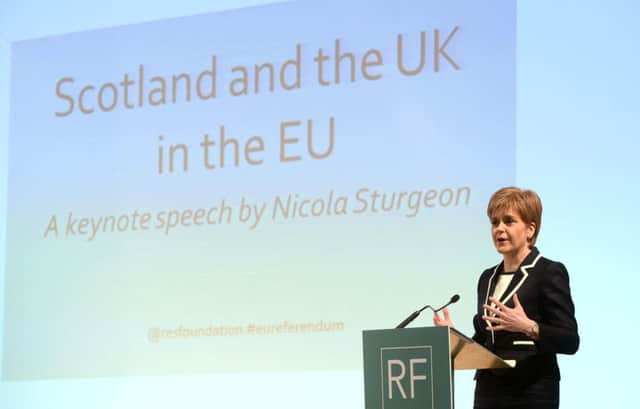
[381,346,433,409]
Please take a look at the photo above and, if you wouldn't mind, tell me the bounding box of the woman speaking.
[434,187,579,409]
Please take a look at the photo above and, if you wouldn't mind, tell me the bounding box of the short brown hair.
[487,187,543,248]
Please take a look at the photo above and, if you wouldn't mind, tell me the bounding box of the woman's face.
[490,208,536,260]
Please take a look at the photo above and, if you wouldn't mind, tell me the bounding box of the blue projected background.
[1,0,638,408]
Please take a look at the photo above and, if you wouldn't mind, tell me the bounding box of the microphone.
[395,294,460,328]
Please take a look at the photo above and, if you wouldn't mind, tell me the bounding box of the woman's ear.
[527,222,536,241]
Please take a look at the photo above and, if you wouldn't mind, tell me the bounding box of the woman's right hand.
[433,307,454,327]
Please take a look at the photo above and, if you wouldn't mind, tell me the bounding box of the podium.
[362,326,512,409]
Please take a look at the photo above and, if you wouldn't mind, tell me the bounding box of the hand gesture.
[433,307,454,327]
[483,293,534,334]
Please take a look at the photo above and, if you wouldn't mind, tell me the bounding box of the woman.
[434,187,579,409]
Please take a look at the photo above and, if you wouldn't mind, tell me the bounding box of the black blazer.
[472,247,579,382]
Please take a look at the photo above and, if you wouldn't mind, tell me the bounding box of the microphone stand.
[396,295,460,328]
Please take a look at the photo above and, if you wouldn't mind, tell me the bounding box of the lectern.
[362,326,512,409]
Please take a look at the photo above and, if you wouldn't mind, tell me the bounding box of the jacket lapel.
[499,247,542,306]
[482,263,502,343]
[484,263,501,309]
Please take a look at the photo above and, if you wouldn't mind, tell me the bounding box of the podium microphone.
[395,294,460,328]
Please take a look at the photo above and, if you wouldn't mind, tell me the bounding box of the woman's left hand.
[483,293,535,334]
